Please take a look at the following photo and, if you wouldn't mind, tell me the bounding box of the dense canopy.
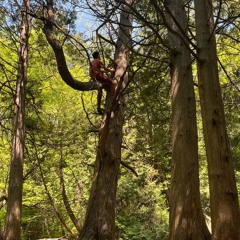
[0,0,240,239]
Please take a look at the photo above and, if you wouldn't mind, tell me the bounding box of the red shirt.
[89,59,104,80]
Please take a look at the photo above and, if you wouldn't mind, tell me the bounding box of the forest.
[0,0,240,239]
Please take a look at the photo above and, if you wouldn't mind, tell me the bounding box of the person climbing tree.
[89,51,116,114]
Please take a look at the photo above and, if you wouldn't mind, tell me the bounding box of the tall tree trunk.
[165,0,211,239]
[194,0,240,239]
[78,1,133,239]
[4,0,30,239]
[41,0,132,238]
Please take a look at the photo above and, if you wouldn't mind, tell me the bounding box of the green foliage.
[116,166,169,240]
[217,33,240,195]
[0,0,240,239]
[19,31,100,238]
[113,44,171,239]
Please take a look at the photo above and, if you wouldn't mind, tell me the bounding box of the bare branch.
[28,3,103,92]
[81,93,98,128]
[217,57,240,93]
[59,146,82,233]
[42,22,102,91]
[120,160,138,177]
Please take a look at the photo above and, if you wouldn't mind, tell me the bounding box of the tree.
[78,1,133,238]
[0,0,239,238]
[38,0,133,238]
[161,0,211,239]
[194,0,240,239]
[4,0,30,239]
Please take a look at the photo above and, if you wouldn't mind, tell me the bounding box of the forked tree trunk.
[78,1,133,240]
[165,0,211,239]
[4,0,30,239]
[42,0,132,238]
[194,0,240,239]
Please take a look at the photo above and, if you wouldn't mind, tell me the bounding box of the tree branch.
[217,57,240,93]
[121,160,138,177]
[42,23,102,91]
[30,132,78,239]
[26,0,103,92]
[59,146,82,233]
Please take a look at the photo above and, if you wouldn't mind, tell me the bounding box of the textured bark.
[4,1,30,239]
[165,0,211,239]
[78,1,133,239]
[194,0,240,239]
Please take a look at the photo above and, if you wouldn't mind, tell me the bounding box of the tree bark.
[165,0,211,239]
[4,0,30,239]
[194,0,240,239]
[78,1,133,239]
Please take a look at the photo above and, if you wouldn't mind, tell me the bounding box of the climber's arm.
[98,60,115,74]
[102,65,115,73]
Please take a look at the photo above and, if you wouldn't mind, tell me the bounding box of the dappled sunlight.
[174,202,183,230]
[1,0,239,239]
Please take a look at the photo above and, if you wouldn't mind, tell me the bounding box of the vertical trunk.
[165,0,210,239]
[4,0,30,239]
[79,1,133,240]
[194,1,240,239]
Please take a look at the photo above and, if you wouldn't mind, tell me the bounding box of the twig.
[121,160,138,177]
[81,93,98,128]
[217,57,240,93]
